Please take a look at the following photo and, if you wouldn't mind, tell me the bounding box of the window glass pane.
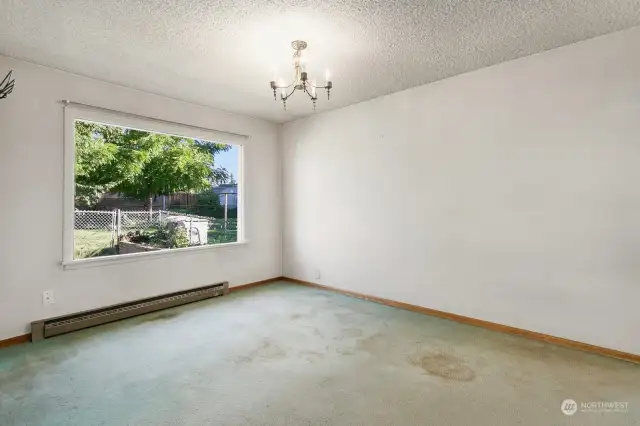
[73,120,240,259]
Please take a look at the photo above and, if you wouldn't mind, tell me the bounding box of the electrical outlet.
[315,269,321,280]
[43,290,55,305]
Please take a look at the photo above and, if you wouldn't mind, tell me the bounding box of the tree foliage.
[74,122,232,207]
[191,189,223,217]
[195,139,231,185]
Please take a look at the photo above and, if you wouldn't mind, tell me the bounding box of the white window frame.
[62,103,248,270]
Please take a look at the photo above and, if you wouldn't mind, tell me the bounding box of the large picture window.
[63,104,245,266]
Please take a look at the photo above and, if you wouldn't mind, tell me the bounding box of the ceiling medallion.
[269,40,332,111]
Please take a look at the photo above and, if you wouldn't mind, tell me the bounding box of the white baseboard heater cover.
[31,281,229,341]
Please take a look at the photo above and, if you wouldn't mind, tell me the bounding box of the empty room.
[1,1,639,425]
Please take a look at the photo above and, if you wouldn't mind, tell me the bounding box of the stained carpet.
[1,282,638,425]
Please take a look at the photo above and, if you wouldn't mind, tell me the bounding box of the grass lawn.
[207,229,238,245]
[74,226,238,259]
[74,229,117,259]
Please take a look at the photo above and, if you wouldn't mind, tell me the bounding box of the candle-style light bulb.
[325,70,330,86]
[279,79,286,98]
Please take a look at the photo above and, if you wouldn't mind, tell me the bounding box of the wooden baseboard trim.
[0,333,31,350]
[230,277,283,292]
[282,277,639,364]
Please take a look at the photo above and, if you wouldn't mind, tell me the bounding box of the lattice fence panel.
[74,210,117,259]
[119,211,165,230]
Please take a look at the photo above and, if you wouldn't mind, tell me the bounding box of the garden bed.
[118,241,162,254]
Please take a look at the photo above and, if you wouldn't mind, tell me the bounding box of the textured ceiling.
[1,1,639,123]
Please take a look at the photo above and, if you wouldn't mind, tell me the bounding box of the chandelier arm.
[282,66,302,88]
[274,79,296,89]
[304,81,330,90]
[303,85,317,100]
[282,86,297,101]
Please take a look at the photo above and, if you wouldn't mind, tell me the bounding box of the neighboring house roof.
[212,184,237,195]
[212,184,238,208]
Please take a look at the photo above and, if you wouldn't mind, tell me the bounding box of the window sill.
[61,241,249,270]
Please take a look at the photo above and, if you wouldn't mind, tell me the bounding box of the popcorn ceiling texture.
[0,0,638,123]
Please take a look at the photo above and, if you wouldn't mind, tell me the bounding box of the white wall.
[282,27,640,355]
[0,57,282,340]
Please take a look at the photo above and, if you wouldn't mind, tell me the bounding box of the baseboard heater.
[31,281,229,342]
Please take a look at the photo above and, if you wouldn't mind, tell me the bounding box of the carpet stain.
[505,370,532,387]
[355,332,386,354]
[410,352,476,382]
[0,344,79,396]
[335,347,356,356]
[301,326,325,338]
[488,334,632,373]
[334,311,362,322]
[137,311,180,323]
[336,328,364,339]
[299,350,325,362]
[233,339,287,364]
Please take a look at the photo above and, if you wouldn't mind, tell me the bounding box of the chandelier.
[269,40,332,111]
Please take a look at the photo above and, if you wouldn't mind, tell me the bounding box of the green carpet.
[1,282,638,425]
